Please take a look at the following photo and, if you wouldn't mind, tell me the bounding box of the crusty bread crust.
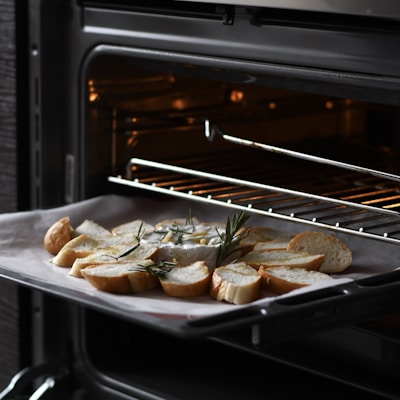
[160,261,211,298]
[259,265,332,294]
[44,216,73,255]
[51,234,98,267]
[287,231,352,273]
[240,249,324,271]
[210,262,261,305]
[81,260,160,294]
[69,242,158,278]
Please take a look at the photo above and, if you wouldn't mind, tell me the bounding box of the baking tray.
[1,194,400,341]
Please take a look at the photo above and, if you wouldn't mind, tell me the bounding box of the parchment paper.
[0,194,398,320]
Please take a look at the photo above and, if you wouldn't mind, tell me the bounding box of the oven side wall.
[0,0,21,390]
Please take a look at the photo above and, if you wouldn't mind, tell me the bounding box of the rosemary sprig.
[216,211,251,266]
[116,243,140,259]
[128,260,176,278]
[115,221,145,259]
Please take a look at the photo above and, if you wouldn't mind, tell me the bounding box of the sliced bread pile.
[43,214,353,305]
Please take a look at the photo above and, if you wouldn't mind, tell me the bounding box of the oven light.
[172,99,186,109]
[230,90,244,103]
[127,131,139,146]
[89,92,99,102]
[325,101,334,109]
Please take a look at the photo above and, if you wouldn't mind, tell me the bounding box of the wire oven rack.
[108,148,400,244]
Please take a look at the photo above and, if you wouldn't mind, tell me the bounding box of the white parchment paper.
[0,194,398,320]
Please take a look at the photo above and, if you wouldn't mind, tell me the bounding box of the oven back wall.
[0,0,20,389]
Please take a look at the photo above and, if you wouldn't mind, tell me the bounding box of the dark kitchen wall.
[0,0,20,390]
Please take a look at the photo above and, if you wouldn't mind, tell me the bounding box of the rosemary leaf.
[216,211,251,266]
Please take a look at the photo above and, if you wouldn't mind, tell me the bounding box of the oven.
[1,0,400,398]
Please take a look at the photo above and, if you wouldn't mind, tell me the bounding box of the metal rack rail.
[109,157,400,244]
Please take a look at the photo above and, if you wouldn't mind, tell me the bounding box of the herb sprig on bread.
[44,211,352,304]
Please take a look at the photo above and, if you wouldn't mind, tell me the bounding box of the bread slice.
[209,261,261,305]
[52,234,141,268]
[258,265,333,294]
[239,226,294,253]
[44,216,73,255]
[69,242,159,278]
[73,219,112,238]
[239,249,324,271]
[111,219,155,238]
[287,231,352,273]
[81,259,160,294]
[253,238,292,252]
[51,234,99,267]
[159,261,211,298]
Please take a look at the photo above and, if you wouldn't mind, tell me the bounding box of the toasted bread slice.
[52,234,140,268]
[73,219,112,238]
[240,249,324,271]
[259,265,333,294]
[69,242,159,278]
[51,234,99,267]
[44,216,73,255]
[111,219,155,238]
[239,226,294,253]
[159,261,211,298]
[253,239,292,252]
[287,231,352,273]
[209,261,261,305]
[81,259,160,294]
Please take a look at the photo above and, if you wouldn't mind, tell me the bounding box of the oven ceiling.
[173,0,400,20]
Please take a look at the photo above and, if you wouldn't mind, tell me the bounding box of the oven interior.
[18,2,400,399]
[61,50,400,399]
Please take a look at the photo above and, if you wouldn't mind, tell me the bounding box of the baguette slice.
[240,249,324,271]
[209,261,261,305]
[159,261,211,298]
[259,265,333,294]
[52,234,140,268]
[81,259,159,294]
[69,242,159,278]
[239,226,294,253]
[44,216,73,255]
[51,234,98,267]
[287,231,352,273]
[74,219,112,238]
[111,219,155,238]
[253,239,292,252]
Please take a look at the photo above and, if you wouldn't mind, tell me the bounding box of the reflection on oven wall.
[84,53,400,200]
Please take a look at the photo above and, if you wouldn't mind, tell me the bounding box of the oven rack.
[108,157,400,244]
